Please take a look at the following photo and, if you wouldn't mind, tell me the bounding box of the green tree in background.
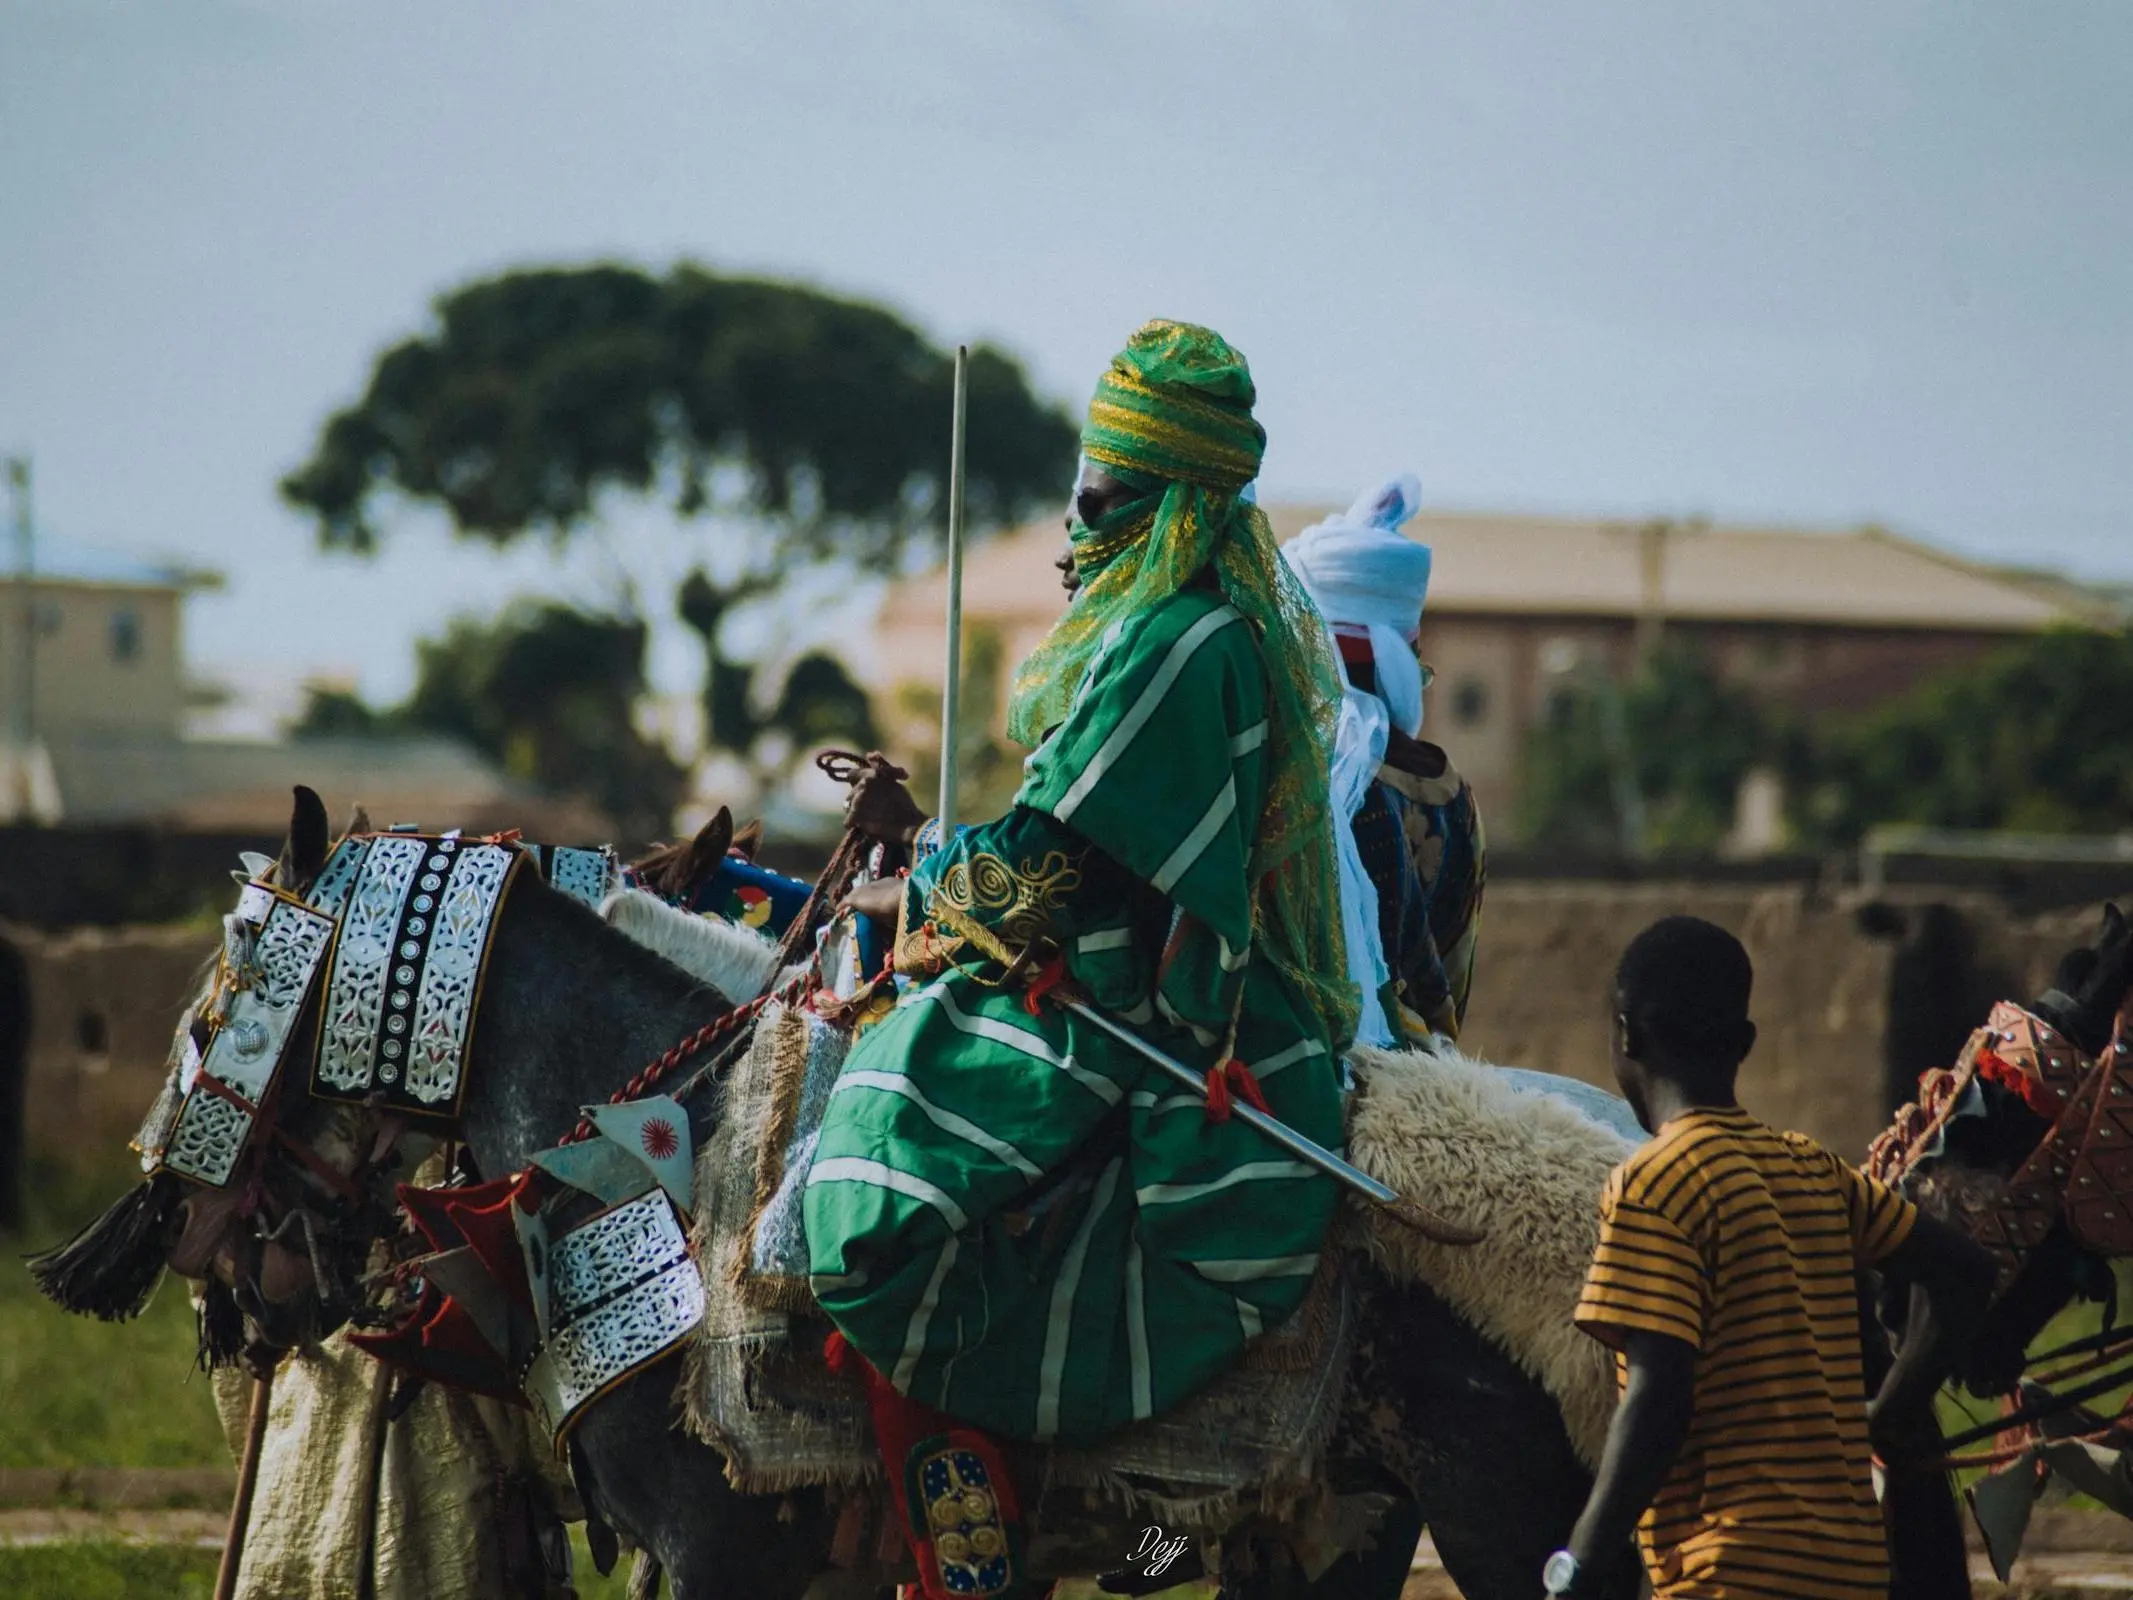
[292,602,686,839]
[892,625,1021,824]
[1518,644,1774,856]
[1792,626,2133,846]
[282,262,1077,819]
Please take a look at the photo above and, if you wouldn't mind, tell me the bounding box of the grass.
[0,1532,637,1600]
[0,1541,220,1600]
[0,1152,227,1471]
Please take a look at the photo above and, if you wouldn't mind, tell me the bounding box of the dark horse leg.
[1317,1268,1642,1600]
[569,1362,837,1600]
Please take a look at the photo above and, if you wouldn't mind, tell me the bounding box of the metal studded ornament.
[520,1188,704,1445]
[523,843,620,910]
[312,835,523,1117]
[159,891,337,1186]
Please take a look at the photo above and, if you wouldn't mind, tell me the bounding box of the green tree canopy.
[1518,643,1774,856]
[1794,626,2133,845]
[281,263,1078,568]
[293,601,687,841]
[281,263,1077,821]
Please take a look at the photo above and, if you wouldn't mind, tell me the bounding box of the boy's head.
[1611,916,1758,1128]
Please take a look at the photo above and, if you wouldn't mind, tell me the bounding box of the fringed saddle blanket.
[680,997,1351,1532]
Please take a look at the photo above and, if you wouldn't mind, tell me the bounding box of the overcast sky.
[4,0,2129,728]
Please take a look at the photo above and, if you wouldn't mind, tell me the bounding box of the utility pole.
[5,456,34,822]
[1634,517,1669,666]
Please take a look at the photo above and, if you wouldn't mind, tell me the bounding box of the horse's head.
[1875,902,2133,1395]
[30,788,567,1366]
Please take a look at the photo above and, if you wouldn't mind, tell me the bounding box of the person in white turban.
[1281,474,1486,1046]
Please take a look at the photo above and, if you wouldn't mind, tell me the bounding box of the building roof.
[878,505,2112,635]
[40,733,615,839]
[6,535,221,592]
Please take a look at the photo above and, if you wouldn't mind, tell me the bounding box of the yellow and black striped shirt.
[1574,1106,1917,1600]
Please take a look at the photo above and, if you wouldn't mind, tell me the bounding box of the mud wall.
[1459,883,2102,1163]
[1,920,215,1157]
[2,888,2111,1174]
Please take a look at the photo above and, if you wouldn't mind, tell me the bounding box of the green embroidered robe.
[803,589,1344,1442]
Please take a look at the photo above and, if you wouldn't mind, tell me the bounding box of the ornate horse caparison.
[41,788,1654,1598]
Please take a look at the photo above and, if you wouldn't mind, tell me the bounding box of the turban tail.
[1006,319,1358,1050]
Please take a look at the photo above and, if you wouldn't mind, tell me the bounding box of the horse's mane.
[599,887,786,1005]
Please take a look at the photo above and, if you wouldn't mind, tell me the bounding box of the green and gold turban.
[1080,319,1267,494]
[1006,319,1358,1050]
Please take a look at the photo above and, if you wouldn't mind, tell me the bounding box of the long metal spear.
[1057,996,1484,1246]
[936,345,969,836]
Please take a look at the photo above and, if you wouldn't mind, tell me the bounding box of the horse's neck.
[455,879,729,1177]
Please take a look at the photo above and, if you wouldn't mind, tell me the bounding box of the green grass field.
[1,1152,227,1472]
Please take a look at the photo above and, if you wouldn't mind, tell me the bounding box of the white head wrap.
[1280,473,1431,736]
[1279,473,1432,1049]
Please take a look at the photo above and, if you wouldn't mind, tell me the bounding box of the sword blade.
[1060,998,1483,1244]
[1059,998,1396,1203]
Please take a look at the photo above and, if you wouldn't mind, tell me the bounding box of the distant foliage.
[291,603,686,840]
[280,264,1078,822]
[893,626,1023,823]
[1518,644,1774,856]
[281,262,1077,566]
[1792,626,2133,846]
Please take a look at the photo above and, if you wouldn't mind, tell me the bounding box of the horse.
[33,787,1654,1598]
[1861,902,2133,1600]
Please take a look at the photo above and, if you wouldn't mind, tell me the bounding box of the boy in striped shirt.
[1546,917,1993,1599]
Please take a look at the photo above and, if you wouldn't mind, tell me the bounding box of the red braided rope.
[554,977,800,1148]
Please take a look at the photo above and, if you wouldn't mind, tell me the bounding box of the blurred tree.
[289,603,686,841]
[280,263,1077,798]
[290,685,392,739]
[1519,644,1773,856]
[1791,626,2133,846]
[892,625,1021,823]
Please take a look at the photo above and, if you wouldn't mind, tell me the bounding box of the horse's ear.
[344,803,372,837]
[730,818,763,861]
[282,786,331,888]
[686,807,735,887]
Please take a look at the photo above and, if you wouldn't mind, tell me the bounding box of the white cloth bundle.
[1281,473,1433,1048]
[1282,473,1431,736]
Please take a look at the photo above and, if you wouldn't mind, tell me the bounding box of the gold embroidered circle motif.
[968,1525,1005,1558]
[960,1488,994,1523]
[935,1532,972,1565]
[930,1495,966,1530]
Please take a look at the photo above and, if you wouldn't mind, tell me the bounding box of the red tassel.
[1021,955,1070,1018]
[1204,1059,1271,1125]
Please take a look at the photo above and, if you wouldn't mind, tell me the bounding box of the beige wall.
[0,580,184,738]
[9,891,2105,1179]
[5,921,214,1154]
[1460,883,2099,1162]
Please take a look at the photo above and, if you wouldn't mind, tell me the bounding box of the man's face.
[1057,462,1141,597]
[1069,460,1140,528]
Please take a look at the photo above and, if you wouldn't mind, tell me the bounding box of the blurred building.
[1,540,610,838]
[871,507,2116,839]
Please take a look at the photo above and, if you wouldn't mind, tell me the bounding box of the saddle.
[678,996,1356,1550]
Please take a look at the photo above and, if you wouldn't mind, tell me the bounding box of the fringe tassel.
[198,1279,247,1370]
[24,1172,182,1321]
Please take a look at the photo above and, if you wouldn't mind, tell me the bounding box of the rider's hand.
[843,768,927,846]
[1056,543,1082,597]
[839,876,907,929]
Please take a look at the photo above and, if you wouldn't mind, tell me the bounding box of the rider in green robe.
[805,320,1358,1444]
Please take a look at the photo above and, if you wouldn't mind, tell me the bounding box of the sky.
[4,0,2130,734]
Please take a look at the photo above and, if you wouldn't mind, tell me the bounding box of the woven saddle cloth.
[677,997,1353,1528]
